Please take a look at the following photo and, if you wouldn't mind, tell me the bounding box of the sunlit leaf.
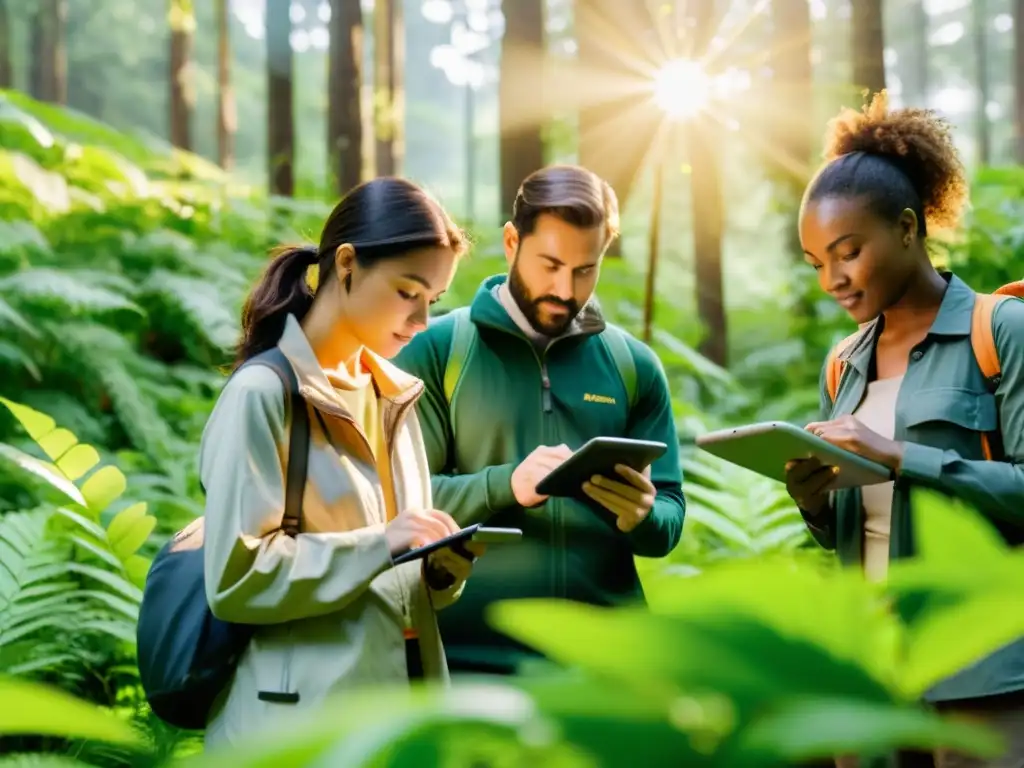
[0,396,56,442]
[0,444,85,506]
[55,443,101,481]
[36,428,78,463]
[0,677,141,745]
[80,465,127,513]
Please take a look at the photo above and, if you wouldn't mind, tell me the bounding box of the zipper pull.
[541,367,553,413]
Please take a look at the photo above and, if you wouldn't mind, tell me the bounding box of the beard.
[508,259,580,337]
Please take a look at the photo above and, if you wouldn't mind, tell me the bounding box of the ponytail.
[234,244,320,367]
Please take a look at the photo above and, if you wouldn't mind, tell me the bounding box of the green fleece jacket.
[395,274,685,673]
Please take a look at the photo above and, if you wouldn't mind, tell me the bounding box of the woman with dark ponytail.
[198,177,481,747]
[787,93,1024,766]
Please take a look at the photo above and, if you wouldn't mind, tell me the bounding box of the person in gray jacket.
[200,177,482,748]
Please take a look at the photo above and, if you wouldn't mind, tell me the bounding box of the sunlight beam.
[652,59,712,119]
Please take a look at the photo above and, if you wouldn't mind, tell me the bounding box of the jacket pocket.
[903,387,998,458]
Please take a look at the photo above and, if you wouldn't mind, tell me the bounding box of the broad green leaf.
[910,489,1007,563]
[0,396,56,442]
[55,443,101,481]
[0,444,86,506]
[898,590,1024,698]
[80,465,127,513]
[488,598,892,713]
[36,427,78,462]
[0,677,141,745]
[735,698,1003,761]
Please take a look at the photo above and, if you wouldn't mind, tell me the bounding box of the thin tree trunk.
[328,0,363,194]
[0,0,11,89]
[576,0,659,256]
[852,0,885,97]
[216,0,235,171]
[910,1,928,105]
[47,0,67,104]
[499,0,545,219]
[30,1,66,103]
[169,0,195,151]
[686,0,727,367]
[1016,0,1024,162]
[973,0,991,165]
[373,0,402,176]
[31,0,66,102]
[267,0,294,196]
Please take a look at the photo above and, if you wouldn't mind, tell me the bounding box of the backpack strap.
[970,293,1013,461]
[236,348,310,536]
[601,325,639,411]
[441,310,640,414]
[443,307,477,407]
[825,329,864,404]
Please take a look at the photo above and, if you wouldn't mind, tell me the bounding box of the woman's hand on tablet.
[804,415,905,470]
[785,458,836,515]
[384,508,460,557]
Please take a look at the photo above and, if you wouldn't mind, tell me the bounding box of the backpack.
[136,347,310,730]
[825,281,1024,461]
[441,306,639,411]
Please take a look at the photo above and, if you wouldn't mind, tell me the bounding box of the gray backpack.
[136,347,310,730]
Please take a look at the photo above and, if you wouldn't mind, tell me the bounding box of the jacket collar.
[277,314,424,418]
[468,273,606,339]
[838,272,976,376]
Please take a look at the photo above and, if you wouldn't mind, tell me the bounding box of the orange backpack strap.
[971,293,1008,384]
[825,330,864,403]
[970,292,1014,460]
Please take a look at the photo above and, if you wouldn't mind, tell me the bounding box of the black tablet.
[391,525,523,565]
[534,437,668,498]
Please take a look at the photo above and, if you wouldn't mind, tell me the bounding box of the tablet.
[534,437,668,498]
[694,421,893,490]
[391,525,523,565]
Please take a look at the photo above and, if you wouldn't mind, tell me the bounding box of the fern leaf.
[0,267,142,317]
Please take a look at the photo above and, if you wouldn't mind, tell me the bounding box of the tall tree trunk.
[216,0,235,171]
[576,0,659,256]
[852,0,885,97]
[267,0,294,196]
[30,2,67,103]
[169,0,195,151]
[686,1,727,367]
[328,0,364,194]
[0,0,11,89]
[1016,0,1024,162]
[910,1,928,105]
[973,0,991,165]
[499,0,545,219]
[373,0,403,177]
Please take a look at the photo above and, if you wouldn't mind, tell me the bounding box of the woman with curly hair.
[787,92,1024,767]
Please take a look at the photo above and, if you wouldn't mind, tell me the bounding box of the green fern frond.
[0,268,142,318]
[143,269,240,352]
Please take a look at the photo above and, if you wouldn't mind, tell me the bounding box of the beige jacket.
[198,315,464,749]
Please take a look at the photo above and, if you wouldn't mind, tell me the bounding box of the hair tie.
[305,263,319,293]
[299,245,320,293]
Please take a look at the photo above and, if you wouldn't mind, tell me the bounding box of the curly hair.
[803,90,969,235]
